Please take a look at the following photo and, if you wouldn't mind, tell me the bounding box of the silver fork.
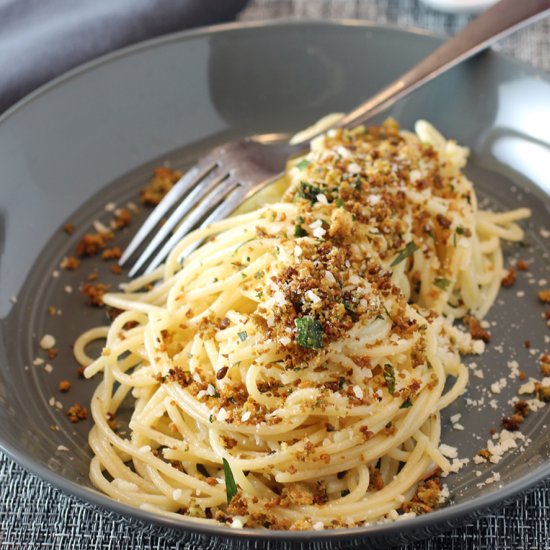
[120,0,549,277]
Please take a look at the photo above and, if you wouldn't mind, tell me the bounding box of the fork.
[120,0,549,277]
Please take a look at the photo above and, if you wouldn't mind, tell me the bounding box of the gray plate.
[0,19,549,549]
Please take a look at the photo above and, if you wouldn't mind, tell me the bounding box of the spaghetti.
[76,119,529,530]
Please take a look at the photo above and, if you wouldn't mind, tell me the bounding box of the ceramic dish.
[0,20,549,549]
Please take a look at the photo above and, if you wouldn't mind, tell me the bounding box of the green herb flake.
[297,181,322,203]
[233,237,256,256]
[335,197,344,208]
[197,463,210,477]
[294,223,307,237]
[453,226,465,247]
[390,241,418,267]
[254,270,264,280]
[344,300,359,322]
[383,364,396,394]
[222,458,238,504]
[295,316,324,349]
[400,398,413,409]
[296,158,310,171]
[237,331,248,342]
[341,490,350,497]
[338,376,346,390]
[433,278,451,291]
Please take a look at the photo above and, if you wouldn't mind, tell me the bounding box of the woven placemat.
[1,455,549,549]
[1,1,549,548]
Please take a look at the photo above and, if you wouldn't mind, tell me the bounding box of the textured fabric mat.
[1,0,549,548]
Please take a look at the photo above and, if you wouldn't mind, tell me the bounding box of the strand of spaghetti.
[79,119,530,529]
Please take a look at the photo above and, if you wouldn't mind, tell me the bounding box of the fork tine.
[119,161,217,265]
[127,167,229,277]
[168,188,248,266]
[141,182,242,275]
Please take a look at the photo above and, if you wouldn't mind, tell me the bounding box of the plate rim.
[0,17,549,542]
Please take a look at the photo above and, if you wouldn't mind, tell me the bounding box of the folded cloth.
[0,0,249,114]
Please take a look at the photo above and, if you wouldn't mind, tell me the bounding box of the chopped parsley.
[233,238,255,255]
[197,464,210,477]
[343,300,359,321]
[453,226,465,247]
[400,398,413,409]
[390,241,418,267]
[433,278,451,291]
[294,216,307,237]
[222,458,238,504]
[341,490,350,497]
[383,364,396,394]
[335,197,344,208]
[295,316,324,349]
[237,331,248,342]
[298,181,322,203]
[296,158,310,170]
[294,223,307,237]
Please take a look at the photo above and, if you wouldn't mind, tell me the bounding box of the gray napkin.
[0,0,250,114]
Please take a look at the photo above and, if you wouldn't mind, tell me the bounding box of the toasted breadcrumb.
[501,268,516,288]
[101,247,122,260]
[67,403,88,422]
[140,167,182,205]
[82,282,110,306]
[516,259,529,271]
[464,315,491,343]
[60,256,81,270]
[76,232,112,257]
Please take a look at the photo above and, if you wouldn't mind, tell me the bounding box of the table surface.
[1,1,549,549]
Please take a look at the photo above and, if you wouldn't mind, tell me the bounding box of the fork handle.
[337,0,550,128]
